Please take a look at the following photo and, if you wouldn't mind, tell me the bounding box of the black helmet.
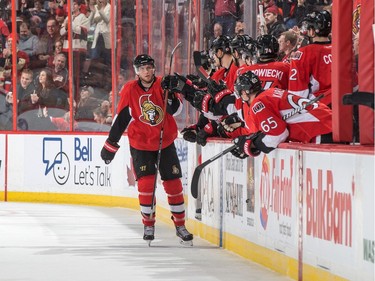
[133,54,155,68]
[234,70,262,98]
[302,10,332,37]
[199,50,214,71]
[256,34,279,61]
[210,35,231,54]
[230,34,254,55]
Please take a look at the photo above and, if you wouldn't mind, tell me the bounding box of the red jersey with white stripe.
[288,42,332,105]
[116,77,181,151]
[244,88,332,148]
[238,61,290,90]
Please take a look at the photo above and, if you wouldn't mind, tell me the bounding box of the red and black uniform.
[108,76,186,227]
[242,88,332,155]
[288,41,332,106]
[218,61,290,139]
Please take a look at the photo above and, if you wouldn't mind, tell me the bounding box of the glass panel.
[14,2,70,131]
[0,7,12,131]
[74,0,112,132]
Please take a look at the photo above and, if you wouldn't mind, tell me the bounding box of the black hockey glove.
[180,124,198,143]
[192,90,214,113]
[207,79,227,96]
[186,74,208,89]
[233,131,263,157]
[161,75,179,90]
[196,122,218,146]
[101,139,120,164]
[230,147,248,159]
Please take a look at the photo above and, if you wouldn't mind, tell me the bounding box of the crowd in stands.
[0,0,113,131]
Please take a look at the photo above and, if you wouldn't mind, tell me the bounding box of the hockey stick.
[191,144,236,199]
[150,42,182,219]
[190,93,324,199]
[259,3,266,36]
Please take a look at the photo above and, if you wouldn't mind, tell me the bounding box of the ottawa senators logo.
[139,95,163,126]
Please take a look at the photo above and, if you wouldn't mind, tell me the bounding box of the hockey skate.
[143,225,155,246]
[176,225,193,246]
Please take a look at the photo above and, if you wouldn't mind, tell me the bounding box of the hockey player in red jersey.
[238,34,290,90]
[231,70,332,158]
[209,35,238,91]
[288,10,332,106]
[100,54,193,245]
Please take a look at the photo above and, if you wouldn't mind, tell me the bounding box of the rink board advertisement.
[253,150,298,257]
[6,134,135,198]
[222,150,258,241]
[0,134,4,190]
[303,151,375,280]
[199,142,222,231]
[5,135,188,206]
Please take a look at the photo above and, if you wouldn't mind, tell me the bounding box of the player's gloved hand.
[101,139,120,164]
[220,113,244,132]
[180,125,198,143]
[186,74,208,89]
[161,75,179,90]
[233,131,263,157]
[192,90,213,113]
[230,147,248,159]
[196,122,218,146]
[207,79,227,96]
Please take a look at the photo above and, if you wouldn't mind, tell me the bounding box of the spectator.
[234,20,245,35]
[29,15,44,37]
[277,30,298,63]
[47,53,68,92]
[84,0,111,76]
[47,39,63,68]
[0,35,30,92]
[117,69,128,93]
[17,69,36,113]
[60,0,90,75]
[279,0,298,29]
[75,85,101,120]
[0,18,10,53]
[288,10,332,106]
[0,91,15,130]
[55,7,66,28]
[36,18,61,69]
[213,22,223,40]
[264,5,287,38]
[294,0,315,27]
[99,99,112,124]
[34,68,68,110]
[19,21,40,62]
[43,107,76,131]
[214,0,237,36]
[93,106,107,124]
[27,0,49,27]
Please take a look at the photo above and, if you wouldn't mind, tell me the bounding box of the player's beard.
[140,74,155,88]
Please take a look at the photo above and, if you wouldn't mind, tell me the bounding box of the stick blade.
[193,51,202,67]
[191,166,204,199]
